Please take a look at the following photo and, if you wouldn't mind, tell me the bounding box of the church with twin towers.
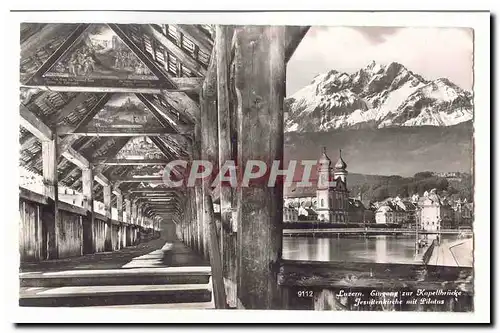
[316,148,350,223]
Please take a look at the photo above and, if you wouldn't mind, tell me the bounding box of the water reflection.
[282,235,457,264]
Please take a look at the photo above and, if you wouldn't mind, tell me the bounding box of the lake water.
[282,235,457,264]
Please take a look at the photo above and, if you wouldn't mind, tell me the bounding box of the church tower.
[333,149,349,222]
[316,147,335,222]
[334,149,348,185]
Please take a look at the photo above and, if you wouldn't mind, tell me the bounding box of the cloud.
[349,26,402,44]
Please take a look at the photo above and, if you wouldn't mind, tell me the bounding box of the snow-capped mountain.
[285,61,473,133]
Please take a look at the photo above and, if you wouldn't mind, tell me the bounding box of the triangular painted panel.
[80,94,166,133]
[115,136,166,160]
[39,24,161,88]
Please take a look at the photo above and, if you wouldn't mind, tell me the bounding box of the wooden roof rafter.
[19,103,111,187]
[24,24,90,86]
[142,24,208,77]
[136,93,192,135]
[108,23,178,90]
[56,93,112,135]
[21,23,202,93]
[172,24,214,56]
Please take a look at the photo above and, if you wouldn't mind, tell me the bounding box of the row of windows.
[319,196,348,208]
[318,213,346,222]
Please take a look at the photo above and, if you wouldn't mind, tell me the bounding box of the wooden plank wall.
[111,224,121,251]
[19,199,44,262]
[19,188,154,263]
[57,209,84,258]
[93,218,107,253]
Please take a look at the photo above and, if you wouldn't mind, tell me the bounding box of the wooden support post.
[42,138,59,260]
[103,184,113,251]
[125,198,131,223]
[234,26,286,309]
[190,188,199,252]
[131,200,137,225]
[200,47,219,260]
[203,189,228,309]
[188,189,195,248]
[82,168,94,254]
[216,25,237,305]
[192,117,204,255]
[139,205,145,227]
[116,191,123,222]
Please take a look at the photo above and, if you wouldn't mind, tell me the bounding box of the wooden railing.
[19,187,151,263]
[278,260,473,311]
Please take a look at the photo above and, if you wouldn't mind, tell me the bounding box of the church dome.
[319,147,331,165]
[334,150,347,170]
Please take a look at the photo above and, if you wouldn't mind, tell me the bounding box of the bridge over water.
[283,228,473,237]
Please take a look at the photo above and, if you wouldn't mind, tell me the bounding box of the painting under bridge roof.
[25,24,173,89]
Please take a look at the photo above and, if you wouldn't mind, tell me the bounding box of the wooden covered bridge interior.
[18,23,472,311]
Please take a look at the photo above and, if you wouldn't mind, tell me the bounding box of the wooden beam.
[215,25,237,308]
[162,91,200,123]
[285,26,310,63]
[137,94,192,134]
[136,93,187,134]
[56,135,79,159]
[20,24,68,59]
[20,104,53,141]
[109,24,178,89]
[131,200,138,225]
[93,158,171,166]
[25,24,89,85]
[61,147,90,170]
[18,111,112,190]
[200,45,219,261]
[108,175,164,183]
[20,78,202,94]
[42,137,59,259]
[20,135,37,151]
[216,24,233,229]
[128,188,179,193]
[94,173,110,187]
[81,168,94,254]
[62,128,181,136]
[173,25,214,56]
[125,198,132,223]
[143,25,207,77]
[116,190,124,222]
[56,93,112,135]
[103,184,113,250]
[49,93,91,123]
[133,191,179,196]
[234,26,286,309]
[278,260,473,292]
[203,189,228,309]
[149,137,178,161]
[135,197,176,202]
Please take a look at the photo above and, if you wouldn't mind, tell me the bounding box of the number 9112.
[297,290,313,298]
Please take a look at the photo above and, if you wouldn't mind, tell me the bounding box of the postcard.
[9,9,490,324]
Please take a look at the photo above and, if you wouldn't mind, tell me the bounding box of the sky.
[286,26,474,96]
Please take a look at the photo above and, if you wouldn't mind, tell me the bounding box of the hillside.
[285,121,473,176]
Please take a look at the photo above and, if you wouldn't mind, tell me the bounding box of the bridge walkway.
[19,223,213,308]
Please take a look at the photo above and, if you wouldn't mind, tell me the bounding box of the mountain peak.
[285,62,473,133]
[364,60,383,73]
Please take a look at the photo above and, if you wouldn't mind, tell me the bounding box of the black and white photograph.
[7,8,490,324]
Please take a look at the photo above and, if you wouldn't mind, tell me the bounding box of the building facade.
[418,189,453,231]
[316,149,349,223]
